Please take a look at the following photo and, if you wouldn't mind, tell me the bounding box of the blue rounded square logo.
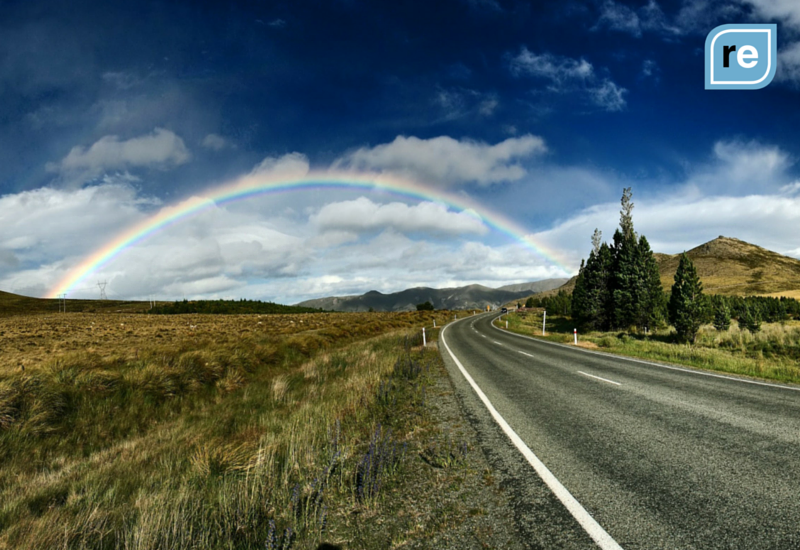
[705,24,777,90]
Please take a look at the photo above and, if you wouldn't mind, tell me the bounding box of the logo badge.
[705,24,777,90]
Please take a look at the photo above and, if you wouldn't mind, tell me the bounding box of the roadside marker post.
[433,319,436,328]
[506,320,508,329]
[543,310,546,336]
[422,327,426,347]
[574,328,578,345]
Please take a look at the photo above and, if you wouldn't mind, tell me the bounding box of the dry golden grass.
[0,309,450,549]
[0,311,439,374]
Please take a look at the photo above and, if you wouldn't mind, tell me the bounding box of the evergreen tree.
[619,187,634,239]
[612,229,640,329]
[591,228,603,254]
[571,258,588,321]
[739,303,762,333]
[668,253,705,343]
[636,235,666,329]
[713,299,731,331]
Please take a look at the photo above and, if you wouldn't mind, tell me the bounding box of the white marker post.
[574,328,578,345]
[433,319,436,328]
[506,320,508,329]
[543,310,547,336]
[422,327,426,347]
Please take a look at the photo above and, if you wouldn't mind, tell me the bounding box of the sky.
[2,0,800,303]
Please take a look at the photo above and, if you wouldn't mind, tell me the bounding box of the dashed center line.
[518,351,534,358]
[493,340,502,345]
[578,371,621,386]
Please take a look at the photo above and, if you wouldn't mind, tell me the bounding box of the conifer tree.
[571,258,588,321]
[713,299,731,331]
[637,235,666,329]
[668,253,705,343]
[612,229,639,329]
[739,303,762,333]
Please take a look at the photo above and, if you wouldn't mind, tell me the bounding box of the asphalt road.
[439,312,800,549]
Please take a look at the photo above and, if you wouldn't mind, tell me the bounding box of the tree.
[713,299,731,331]
[525,296,535,308]
[668,253,705,343]
[612,229,640,329]
[416,301,434,311]
[739,303,762,333]
[573,245,613,330]
[636,235,666,330]
[619,187,634,240]
[591,228,603,254]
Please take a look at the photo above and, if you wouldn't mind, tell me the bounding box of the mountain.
[656,236,800,297]
[495,279,569,293]
[530,236,800,302]
[295,280,567,312]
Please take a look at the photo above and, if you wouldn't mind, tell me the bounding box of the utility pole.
[97,281,108,300]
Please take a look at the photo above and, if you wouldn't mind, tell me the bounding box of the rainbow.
[47,170,573,298]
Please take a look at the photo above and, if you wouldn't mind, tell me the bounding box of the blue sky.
[2,0,800,302]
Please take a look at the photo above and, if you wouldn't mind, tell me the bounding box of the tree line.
[148,299,325,315]
[526,188,800,343]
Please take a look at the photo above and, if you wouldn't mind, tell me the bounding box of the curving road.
[439,312,800,549]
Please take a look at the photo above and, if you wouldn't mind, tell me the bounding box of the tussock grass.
[0,311,447,549]
[501,313,800,384]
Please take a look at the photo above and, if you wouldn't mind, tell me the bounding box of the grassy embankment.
[0,310,466,549]
[496,311,800,385]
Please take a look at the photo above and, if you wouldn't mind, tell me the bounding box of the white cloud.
[202,133,232,151]
[590,80,627,111]
[741,0,800,29]
[433,87,498,120]
[48,128,191,182]
[334,134,546,187]
[684,140,793,194]
[508,47,627,111]
[533,192,800,261]
[478,98,499,116]
[778,41,800,85]
[595,1,645,37]
[509,49,594,82]
[593,0,680,37]
[250,152,310,178]
[310,197,489,237]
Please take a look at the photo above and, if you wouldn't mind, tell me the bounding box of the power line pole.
[97,281,108,300]
[59,293,67,313]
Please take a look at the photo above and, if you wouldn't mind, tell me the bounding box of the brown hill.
[523,236,800,303]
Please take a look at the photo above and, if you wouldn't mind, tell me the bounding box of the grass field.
[498,311,800,385]
[0,309,462,549]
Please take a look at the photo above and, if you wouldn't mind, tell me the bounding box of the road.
[439,312,800,549]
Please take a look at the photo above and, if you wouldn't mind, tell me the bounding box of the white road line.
[518,351,534,358]
[493,340,502,345]
[441,321,624,550]
[488,316,800,393]
[578,371,621,386]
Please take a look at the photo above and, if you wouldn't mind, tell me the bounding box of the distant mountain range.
[295,279,568,312]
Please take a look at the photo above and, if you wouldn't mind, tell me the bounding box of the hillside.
[295,280,566,312]
[0,290,153,317]
[527,236,800,303]
[496,278,569,293]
